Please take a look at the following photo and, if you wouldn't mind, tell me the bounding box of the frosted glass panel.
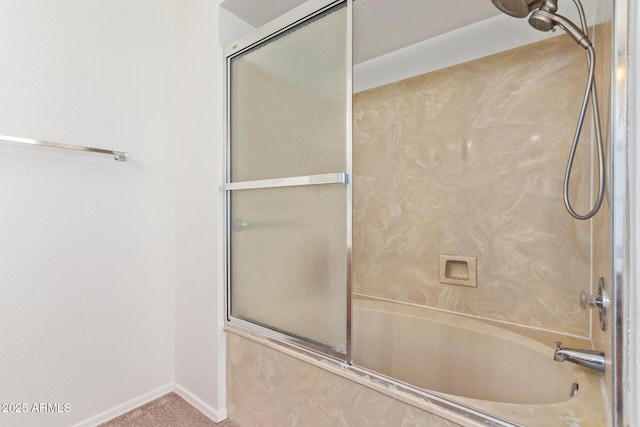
[230,185,347,353]
[230,4,347,182]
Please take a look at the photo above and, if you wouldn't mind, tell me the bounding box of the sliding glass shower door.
[225,0,351,357]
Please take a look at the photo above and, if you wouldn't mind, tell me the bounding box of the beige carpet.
[99,393,240,427]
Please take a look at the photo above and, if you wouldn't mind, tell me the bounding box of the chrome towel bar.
[0,134,128,161]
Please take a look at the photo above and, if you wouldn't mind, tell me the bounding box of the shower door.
[225,0,352,358]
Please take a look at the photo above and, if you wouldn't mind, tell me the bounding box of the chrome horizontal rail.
[0,134,128,161]
[225,172,349,191]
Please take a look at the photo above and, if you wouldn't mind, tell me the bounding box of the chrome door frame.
[612,0,632,426]
[223,0,353,362]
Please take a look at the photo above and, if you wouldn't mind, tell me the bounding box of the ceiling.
[220,0,501,63]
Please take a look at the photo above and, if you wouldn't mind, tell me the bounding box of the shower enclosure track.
[0,134,128,161]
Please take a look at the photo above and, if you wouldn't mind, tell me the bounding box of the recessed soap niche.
[439,255,477,287]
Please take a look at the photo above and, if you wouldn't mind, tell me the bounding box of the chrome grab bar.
[0,134,128,161]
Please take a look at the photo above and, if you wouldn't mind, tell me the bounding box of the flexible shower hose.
[563,0,605,220]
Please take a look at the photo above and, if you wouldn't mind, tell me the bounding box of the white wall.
[173,0,253,422]
[0,1,176,426]
[0,1,256,425]
[173,0,224,420]
[354,0,605,93]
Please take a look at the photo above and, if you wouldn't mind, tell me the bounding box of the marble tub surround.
[352,31,604,337]
[226,332,475,427]
[227,325,605,427]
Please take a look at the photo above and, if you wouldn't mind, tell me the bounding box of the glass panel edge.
[223,0,348,59]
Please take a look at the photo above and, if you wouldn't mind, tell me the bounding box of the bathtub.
[351,297,606,426]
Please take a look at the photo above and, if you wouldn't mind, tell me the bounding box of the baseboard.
[73,384,173,427]
[173,383,227,422]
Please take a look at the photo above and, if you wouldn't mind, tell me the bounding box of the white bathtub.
[351,298,606,426]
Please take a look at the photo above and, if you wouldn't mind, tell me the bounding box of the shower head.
[527,9,555,31]
[491,0,591,49]
[490,0,545,18]
[528,10,591,48]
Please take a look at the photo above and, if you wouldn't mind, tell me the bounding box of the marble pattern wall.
[353,33,600,337]
[226,333,465,427]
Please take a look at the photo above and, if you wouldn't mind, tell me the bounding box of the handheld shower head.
[528,10,591,48]
[490,0,557,18]
[527,9,555,31]
[491,0,591,48]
